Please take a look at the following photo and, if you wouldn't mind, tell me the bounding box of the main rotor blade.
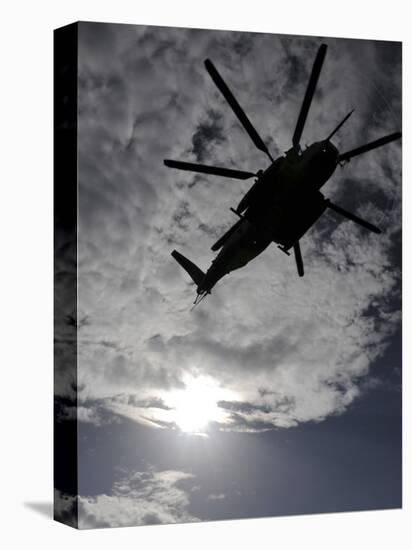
[292,44,327,148]
[326,200,381,234]
[326,109,355,141]
[164,160,256,180]
[293,241,304,277]
[204,59,273,161]
[338,132,402,162]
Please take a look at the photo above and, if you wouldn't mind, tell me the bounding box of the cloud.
[77,468,199,528]
[208,493,226,501]
[57,404,110,426]
[72,23,401,432]
[54,489,77,528]
[191,109,226,162]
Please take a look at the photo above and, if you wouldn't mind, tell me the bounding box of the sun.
[167,375,233,434]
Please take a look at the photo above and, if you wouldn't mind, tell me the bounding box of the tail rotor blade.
[204,59,273,161]
[326,200,381,234]
[338,132,401,162]
[293,44,327,148]
[164,160,256,180]
[293,241,304,277]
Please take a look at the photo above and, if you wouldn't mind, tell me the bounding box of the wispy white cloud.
[208,493,226,501]
[77,468,199,528]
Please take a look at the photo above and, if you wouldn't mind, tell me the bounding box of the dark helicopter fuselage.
[197,140,339,295]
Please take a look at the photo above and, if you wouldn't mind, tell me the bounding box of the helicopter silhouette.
[164,43,401,306]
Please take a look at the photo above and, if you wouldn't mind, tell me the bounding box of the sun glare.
[167,375,232,434]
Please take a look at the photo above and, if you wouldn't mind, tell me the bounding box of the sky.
[55,22,401,528]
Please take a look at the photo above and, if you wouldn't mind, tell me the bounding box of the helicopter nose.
[323,140,339,161]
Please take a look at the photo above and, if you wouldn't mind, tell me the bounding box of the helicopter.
[164,43,401,306]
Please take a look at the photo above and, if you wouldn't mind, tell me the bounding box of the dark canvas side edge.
[53,22,79,529]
